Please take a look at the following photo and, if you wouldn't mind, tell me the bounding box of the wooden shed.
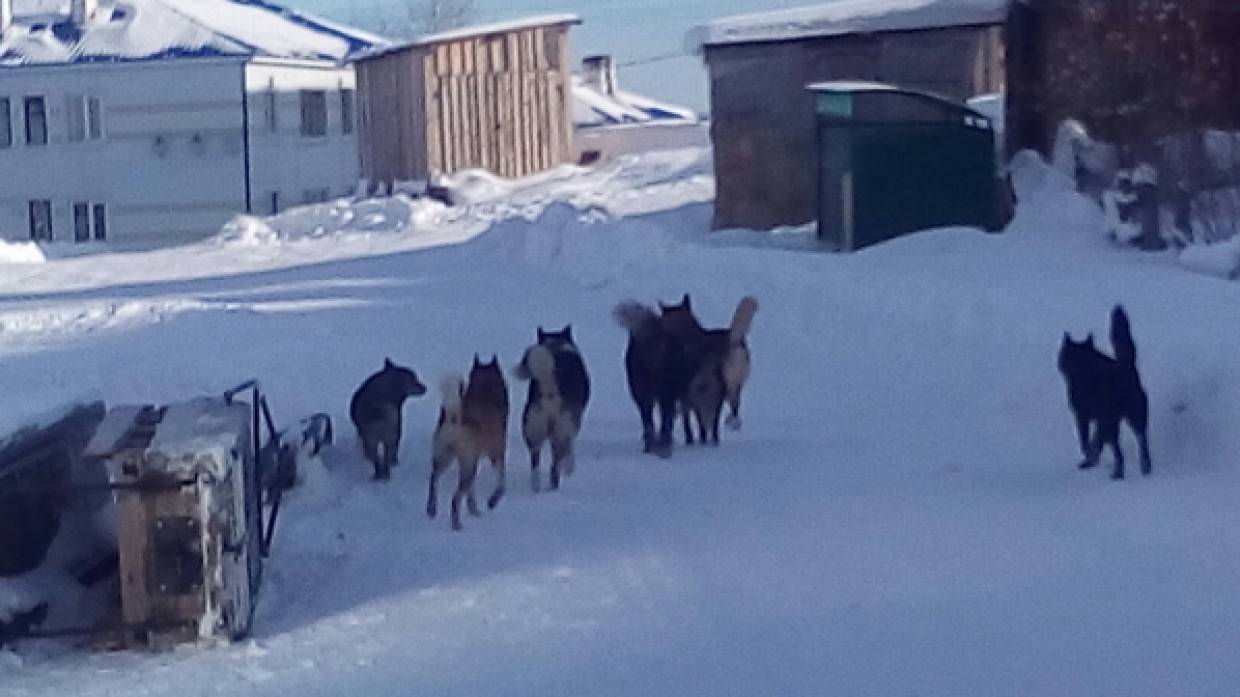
[687,0,1008,231]
[354,15,580,186]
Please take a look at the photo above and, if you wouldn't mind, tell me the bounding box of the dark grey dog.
[349,358,427,480]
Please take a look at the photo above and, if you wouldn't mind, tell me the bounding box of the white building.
[0,0,384,249]
[571,55,706,162]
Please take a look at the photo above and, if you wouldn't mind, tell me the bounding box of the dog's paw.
[1077,459,1098,470]
[1110,472,1125,481]
[725,415,742,431]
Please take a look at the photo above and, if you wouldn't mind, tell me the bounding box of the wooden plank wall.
[418,24,573,179]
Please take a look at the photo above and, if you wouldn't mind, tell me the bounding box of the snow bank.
[1179,237,1240,280]
[216,196,446,246]
[0,241,46,265]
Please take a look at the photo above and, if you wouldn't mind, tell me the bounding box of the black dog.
[349,358,427,480]
[1058,306,1151,480]
[614,301,692,457]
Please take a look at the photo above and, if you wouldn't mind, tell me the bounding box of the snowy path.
[3,151,1240,695]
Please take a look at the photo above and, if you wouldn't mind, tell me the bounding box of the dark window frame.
[299,90,328,138]
[24,96,47,145]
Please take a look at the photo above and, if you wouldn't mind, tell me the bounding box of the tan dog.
[659,295,758,443]
[426,355,509,531]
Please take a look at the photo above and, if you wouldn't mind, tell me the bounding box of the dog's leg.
[682,403,695,446]
[709,403,722,446]
[427,455,447,518]
[361,432,384,479]
[1076,414,1098,469]
[451,458,479,531]
[389,417,403,467]
[638,398,656,453]
[1137,429,1152,476]
[528,443,542,493]
[1102,420,1124,480]
[654,394,676,459]
[487,452,506,510]
[725,389,742,431]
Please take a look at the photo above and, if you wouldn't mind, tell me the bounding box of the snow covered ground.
[3,147,1240,696]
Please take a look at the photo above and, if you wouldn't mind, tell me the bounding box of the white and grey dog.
[514,326,590,492]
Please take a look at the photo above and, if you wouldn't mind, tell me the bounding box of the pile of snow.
[685,0,1008,53]
[216,196,446,246]
[0,241,46,265]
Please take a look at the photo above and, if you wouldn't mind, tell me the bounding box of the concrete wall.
[0,58,248,249]
[574,121,708,162]
[704,25,1004,231]
[245,59,362,215]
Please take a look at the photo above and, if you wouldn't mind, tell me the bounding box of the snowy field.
[3,149,1240,696]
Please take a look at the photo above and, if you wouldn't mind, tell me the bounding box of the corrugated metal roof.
[0,0,387,66]
[685,0,1009,53]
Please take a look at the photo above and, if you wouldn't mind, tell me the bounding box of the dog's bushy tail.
[439,374,464,418]
[1111,305,1137,367]
[523,345,559,392]
[729,296,759,344]
[613,301,660,340]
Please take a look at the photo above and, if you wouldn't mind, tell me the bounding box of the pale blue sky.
[294,0,815,112]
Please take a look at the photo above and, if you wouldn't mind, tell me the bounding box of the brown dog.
[659,295,759,444]
[427,355,510,531]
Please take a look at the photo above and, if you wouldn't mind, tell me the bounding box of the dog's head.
[1057,333,1095,377]
[658,293,701,335]
[537,325,577,351]
[383,357,428,398]
[469,354,506,390]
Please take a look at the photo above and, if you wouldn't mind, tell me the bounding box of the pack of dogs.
[348,295,1154,532]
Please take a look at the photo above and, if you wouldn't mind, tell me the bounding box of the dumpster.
[810,81,999,251]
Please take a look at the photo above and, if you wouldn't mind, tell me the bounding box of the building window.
[269,191,280,215]
[0,98,11,149]
[300,90,327,137]
[340,88,354,135]
[87,97,103,139]
[302,188,330,204]
[73,202,90,242]
[265,80,278,133]
[92,203,107,241]
[67,95,86,142]
[24,97,47,145]
[28,200,52,240]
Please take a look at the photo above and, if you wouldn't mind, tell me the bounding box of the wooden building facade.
[1005,0,1240,156]
[355,15,579,186]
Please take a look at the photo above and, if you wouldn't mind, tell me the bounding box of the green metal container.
[810,82,999,251]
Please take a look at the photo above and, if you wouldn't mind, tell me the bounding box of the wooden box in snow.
[86,397,260,648]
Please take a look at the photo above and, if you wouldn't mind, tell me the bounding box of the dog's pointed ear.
[384,357,394,369]
[565,324,574,341]
[490,354,498,367]
[473,353,481,368]
[537,327,546,341]
[1085,333,1095,347]
[682,293,692,308]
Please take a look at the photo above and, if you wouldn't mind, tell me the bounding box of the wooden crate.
[85,397,259,649]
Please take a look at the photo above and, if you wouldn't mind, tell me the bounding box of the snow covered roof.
[358,14,579,60]
[572,75,698,129]
[0,0,387,66]
[685,0,1010,53]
